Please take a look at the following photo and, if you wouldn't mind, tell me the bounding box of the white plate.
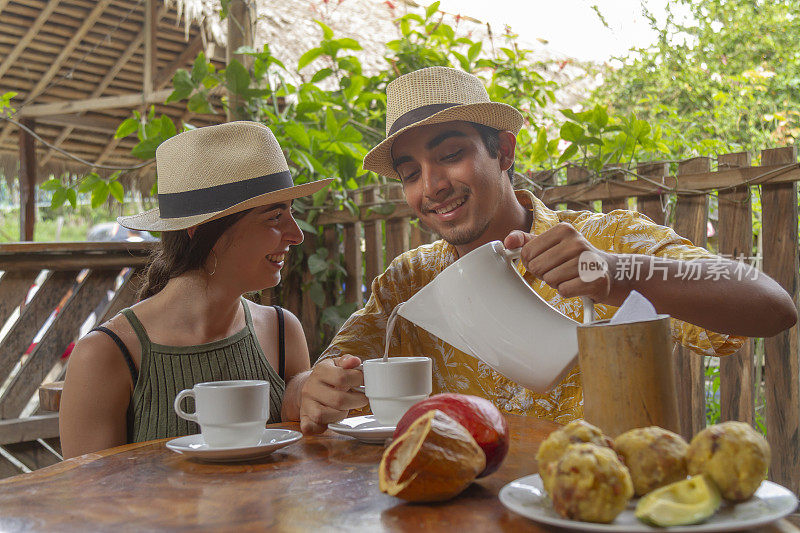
[327,415,395,444]
[166,428,301,462]
[499,474,798,532]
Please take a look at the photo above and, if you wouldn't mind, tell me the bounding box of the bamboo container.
[577,315,680,437]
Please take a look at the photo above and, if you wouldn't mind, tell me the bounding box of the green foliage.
[591,0,800,156]
[0,91,17,116]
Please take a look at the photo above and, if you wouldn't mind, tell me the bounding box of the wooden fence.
[0,146,796,494]
[0,242,153,476]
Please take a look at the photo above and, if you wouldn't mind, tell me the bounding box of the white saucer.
[499,473,799,532]
[327,415,395,444]
[166,428,302,462]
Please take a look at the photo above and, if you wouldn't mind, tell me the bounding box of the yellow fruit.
[635,474,722,527]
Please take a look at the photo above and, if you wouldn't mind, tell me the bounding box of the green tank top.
[121,299,285,443]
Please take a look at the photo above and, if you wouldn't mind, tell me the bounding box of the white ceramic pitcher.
[398,241,592,393]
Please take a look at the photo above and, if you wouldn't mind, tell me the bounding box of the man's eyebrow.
[425,130,467,150]
[391,130,468,170]
[260,202,290,213]
[392,155,413,170]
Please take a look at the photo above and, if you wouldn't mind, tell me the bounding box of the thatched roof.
[0,0,231,189]
[0,0,592,191]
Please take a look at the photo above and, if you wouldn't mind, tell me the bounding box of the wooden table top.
[0,415,795,532]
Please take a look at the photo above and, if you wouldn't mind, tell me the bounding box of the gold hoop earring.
[206,249,218,276]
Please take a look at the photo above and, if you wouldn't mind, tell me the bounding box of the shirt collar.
[514,189,559,236]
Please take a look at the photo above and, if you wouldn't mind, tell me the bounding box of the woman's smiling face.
[212,202,304,292]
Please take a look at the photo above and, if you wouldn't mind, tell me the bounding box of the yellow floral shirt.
[318,190,746,423]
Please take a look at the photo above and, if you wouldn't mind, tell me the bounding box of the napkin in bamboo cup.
[576,291,680,437]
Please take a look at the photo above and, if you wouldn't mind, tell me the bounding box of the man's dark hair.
[469,122,515,183]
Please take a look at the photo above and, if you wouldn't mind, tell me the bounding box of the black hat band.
[158,170,294,218]
[387,103,461,136]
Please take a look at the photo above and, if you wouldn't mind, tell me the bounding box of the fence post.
[385,184,409,263]
[760,146,799,495]
[672,156,711,441]
[717,151,755,426]
[601,165,627,213]
[565,166,591,211]
[343,191,363,309]
[636,161,669,225]
[362,187,384,300]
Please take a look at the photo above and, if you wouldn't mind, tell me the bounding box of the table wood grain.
[0,415,795,532]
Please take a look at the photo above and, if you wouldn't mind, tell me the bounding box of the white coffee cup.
[362,357,432,425]
[174,380,270,448]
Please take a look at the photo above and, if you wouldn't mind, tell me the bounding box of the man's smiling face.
[391,121,515,249]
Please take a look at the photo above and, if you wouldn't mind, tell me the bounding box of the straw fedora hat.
[363,66,524,178]
[118,121,332,232]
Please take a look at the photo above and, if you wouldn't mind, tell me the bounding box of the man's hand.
[299,355,368,435]
[504,223,621,304]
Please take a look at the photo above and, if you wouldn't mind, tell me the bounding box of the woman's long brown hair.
[137,210,249,300]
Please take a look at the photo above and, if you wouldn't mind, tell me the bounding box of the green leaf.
[315,20,334,40]
[298,48,323,70]
[65,188,77,209]
[309,282,326,307]
[334,38,362,51]
[310,68,333,83]
[167,69,195,102]
[295,101,323,117]
[78,173,101,193]
[188,92,214,115]
[451,51,469,71]
[425,1,440,20]
[325,108,339,137]
[308,254,329,275]
[295,218,318,235]
[109,181,124,203]
[50,188,67,209]
[338,124,362,143]
[284,122,311,149]
[191,53,209,84]
[233,45,256,55]
[591,105,609,129]
[201,74,219,89]
[343,75,366,102]
[557,143,579,165]
[560,109,580,122]
[560,121,584,143]
[40,178,62,191]
[159,116,177,138]
[115,118,139,139]
[467,42,482,63]
[91,182,110,208]
[131,137,162,160]
[225,60,251,95]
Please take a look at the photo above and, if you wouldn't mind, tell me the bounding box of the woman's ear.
[186,225,198,239]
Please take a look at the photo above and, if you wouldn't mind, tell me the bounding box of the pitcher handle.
[500,246,522,266]
[581,296,595,324]
[502,245,595,324]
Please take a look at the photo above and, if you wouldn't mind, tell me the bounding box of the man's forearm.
[281,370,311,422]
[603,255,797,337]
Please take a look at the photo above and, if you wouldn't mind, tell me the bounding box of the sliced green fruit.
[635,474,722,527]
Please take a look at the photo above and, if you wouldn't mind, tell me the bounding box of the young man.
[282,66,797,434]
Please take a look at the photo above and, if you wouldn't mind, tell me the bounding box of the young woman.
[59,121,330,458]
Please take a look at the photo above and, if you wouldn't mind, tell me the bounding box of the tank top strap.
[120,308,153,354]
[241,296,255,330]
